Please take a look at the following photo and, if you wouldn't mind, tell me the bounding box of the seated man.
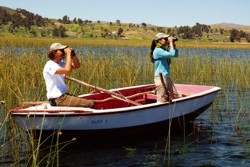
[43,42,94,108]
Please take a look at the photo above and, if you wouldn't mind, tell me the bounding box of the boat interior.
[17,84,216,111]
[84,85,157,109]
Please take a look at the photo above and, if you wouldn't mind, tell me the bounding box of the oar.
[21,101,49,107]
[65,76,141,106]
[159,72,172,103]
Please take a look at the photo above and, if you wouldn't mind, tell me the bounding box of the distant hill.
[211,23,250,33]
[1,6,250,42]
[0,6,16,14]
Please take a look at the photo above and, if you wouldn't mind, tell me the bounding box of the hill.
[211,23,250,33]
[1,6,250,42]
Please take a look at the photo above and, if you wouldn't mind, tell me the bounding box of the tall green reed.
[173,54,249,113]
[0,46,249,123]
[0,44,249,166]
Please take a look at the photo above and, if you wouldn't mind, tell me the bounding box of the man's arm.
[56,48,80,74]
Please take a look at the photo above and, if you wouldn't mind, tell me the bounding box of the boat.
[10,79,221,141]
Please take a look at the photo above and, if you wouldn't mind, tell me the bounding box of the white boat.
[10,83,221,140]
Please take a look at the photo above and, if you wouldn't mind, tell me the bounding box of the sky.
[1,0,250,27]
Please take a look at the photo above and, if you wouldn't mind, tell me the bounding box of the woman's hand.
[167,36,174,43]
[167,36,174,49]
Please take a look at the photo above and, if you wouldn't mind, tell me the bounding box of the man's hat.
[50,43,68,51]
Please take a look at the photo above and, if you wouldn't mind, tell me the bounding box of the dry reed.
[0,39,249,166]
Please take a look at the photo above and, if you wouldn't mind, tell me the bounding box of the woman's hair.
[149,40,156,63]
[47,50,57,60]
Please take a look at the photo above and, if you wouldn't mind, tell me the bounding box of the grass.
[1,36,250,49]
[0,37,249,166]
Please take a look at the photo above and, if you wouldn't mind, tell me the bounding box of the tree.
[229,29,247,42]
[52,27,59,37]
[219,28,224,35]
[167,28,172,34]
[58,25,67,37]
[62,15,70,24]
[156,27,164,32]
[101,28,109,38]
[77,18,83,25]
[141,22,147,28]
[52,25,67,37]
[116,20,121,25]
[177,26,193,39]
[117,27,123,36]
[0,7,12,24]
[73,18,77,24]
[246,34,250,42]
[191,23,211,38]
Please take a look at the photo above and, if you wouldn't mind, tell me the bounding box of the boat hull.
[31,102,212,141]
[11,84,221,141]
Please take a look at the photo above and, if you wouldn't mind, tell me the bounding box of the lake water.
[0,47,249,166]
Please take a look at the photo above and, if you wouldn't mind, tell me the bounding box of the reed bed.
[0,41,249,166]
[1,37,250,49]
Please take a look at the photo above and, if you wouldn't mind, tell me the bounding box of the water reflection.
[51,121,250,166]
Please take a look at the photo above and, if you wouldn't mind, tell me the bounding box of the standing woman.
[149,33,180,102]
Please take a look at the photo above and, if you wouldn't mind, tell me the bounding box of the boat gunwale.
[11,86,221,116]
